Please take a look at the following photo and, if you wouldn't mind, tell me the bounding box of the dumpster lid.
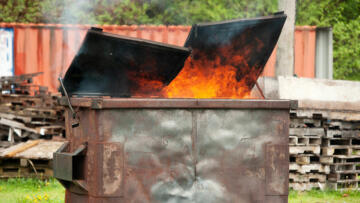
[62,28,191,97]
[183,12,286,91]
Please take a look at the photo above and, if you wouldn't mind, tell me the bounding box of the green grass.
[0,178,64,203]
[289,189,360,203]
[1,178,360,202]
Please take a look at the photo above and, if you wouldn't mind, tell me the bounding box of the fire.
[163,58,252,99]
[131,77,164,97]
[131,28,266,99]
[162,35,264,99]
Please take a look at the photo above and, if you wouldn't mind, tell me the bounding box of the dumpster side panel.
[62,105,289,202]
[195,110,288,202]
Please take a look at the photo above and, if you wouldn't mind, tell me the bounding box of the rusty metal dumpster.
[54,98,292,203]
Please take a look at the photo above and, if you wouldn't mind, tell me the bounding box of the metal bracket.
[53,142,88,194]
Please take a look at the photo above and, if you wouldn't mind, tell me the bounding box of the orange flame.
[131,31,265,99]
[162,35,264,99]
[163,58,252,98]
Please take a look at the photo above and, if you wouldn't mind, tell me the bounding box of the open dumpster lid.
[62,28,191,97]
[184,12,286,91]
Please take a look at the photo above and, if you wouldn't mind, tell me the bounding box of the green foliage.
[0,0,278,25]
[94,0,152,25]
[0,0,42,23]
[175,0,278,24]
[332,17,360,80]
[297,0,360,81]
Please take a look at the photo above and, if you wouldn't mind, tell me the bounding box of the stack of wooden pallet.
[323,120,360,190]
[0,140,64,178]
[0,73,64,145]
[289,107,360,191]
[289,114,329,191]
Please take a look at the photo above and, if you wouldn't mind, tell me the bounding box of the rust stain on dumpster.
[102,143,123,196]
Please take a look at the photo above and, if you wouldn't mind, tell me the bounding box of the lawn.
[289,189,360,203]
[0,178,64,203]
[1,178,360,203]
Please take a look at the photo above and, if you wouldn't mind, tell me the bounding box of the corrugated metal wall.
[294,26,316,78]
[0,23,315,92]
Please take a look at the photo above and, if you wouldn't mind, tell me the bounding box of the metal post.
[276,0,296,76]
[315,27,333,79]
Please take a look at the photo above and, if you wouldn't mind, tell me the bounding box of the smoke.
[41,0,98,24]
[40,0,101,84]
[42,0,148,25]
[59,0,95,24]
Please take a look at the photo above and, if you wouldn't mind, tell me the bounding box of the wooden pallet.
[289,128,325,137]
[326,130,360,138]
[290,155,320,165]
[330,163,360,173]
[0,158,53,178]
[322,147,353,156]
[289,136,321,146]
[289,163,330,174]
[325,120,360,130]
[290,109,360,191]
[290,118,322,128]
[328,172,359,182]
[326,181,360,191]
[290,146,321,155]
[0,140,63,178]
[289,173,326,183]
[292,109,360,121]
[0,73,64,142]
[290,182,325,191]
[322,138,351,147]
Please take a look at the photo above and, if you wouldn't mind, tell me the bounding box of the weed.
[0,178,64,203]
[289,189,360,203]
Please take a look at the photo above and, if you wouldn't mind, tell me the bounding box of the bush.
[0,0,42,22]
[0,0,278,25]
[296,0,360,81]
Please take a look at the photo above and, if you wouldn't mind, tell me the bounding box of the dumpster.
[54,98,293,202]
[54,12,292,203]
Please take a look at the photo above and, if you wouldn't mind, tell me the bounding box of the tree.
[0,0,41,23]
[296,0,360,81]
[0,0,278,25]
